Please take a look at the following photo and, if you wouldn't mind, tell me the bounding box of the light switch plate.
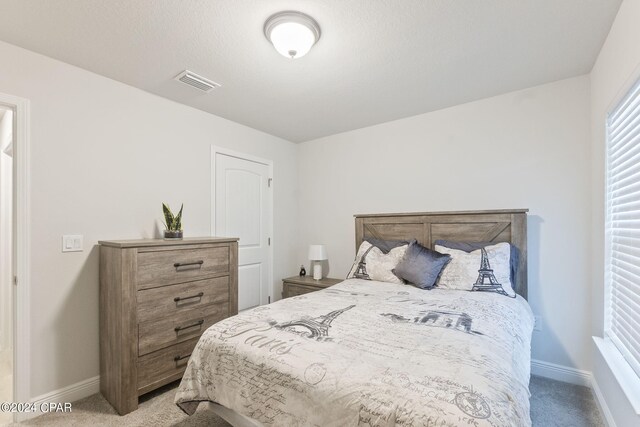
[62,235,83,252]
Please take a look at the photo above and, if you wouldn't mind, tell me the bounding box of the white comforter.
[175,279,534,426]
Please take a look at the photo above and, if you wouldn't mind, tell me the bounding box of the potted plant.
[162,203,184,239]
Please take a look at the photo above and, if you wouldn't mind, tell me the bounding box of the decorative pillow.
[435,242,516,298]
[434,239,519,285]
[347,241,408,284]
[365,237,413,254]
[392,241,451,289]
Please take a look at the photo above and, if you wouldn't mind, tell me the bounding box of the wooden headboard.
[354,209,529,299]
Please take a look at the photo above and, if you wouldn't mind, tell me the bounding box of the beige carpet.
[6,376,604,427]
[530,376,604,427]
[7,382,231,427]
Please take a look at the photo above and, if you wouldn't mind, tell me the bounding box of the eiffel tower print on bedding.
[271,305,355,341]
[346,241,408,284]
[472,248,511,297]
[175,278,534,426]
[435,242,516,297]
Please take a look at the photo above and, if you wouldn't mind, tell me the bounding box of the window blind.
[606,75,640,379]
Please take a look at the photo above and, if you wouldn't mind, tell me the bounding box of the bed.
[175,209,533,426]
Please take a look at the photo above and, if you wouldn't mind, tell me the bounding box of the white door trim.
[0,92,31,422]
[211,146,274,304]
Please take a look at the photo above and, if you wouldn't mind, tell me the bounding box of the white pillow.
[434,242,515,297]
[347,241,407,284]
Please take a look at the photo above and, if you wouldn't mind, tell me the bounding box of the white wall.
[590,0,640,425]
[0,40,299,399]
[298,76,592,372]
[0,108,13,352]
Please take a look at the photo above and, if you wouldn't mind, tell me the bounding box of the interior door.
[214,152,271,311]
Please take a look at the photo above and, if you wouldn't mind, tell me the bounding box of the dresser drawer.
[137,276,230,323]
[138,304,226,356]
[137,245,230,290]
[137,337,199,395]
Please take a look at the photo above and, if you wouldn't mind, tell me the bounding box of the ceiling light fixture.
[264,11,321,59]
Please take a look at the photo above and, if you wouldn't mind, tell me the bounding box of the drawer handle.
[174,319,204,332]
[173,260,204,269]
[174,353,192,362]
[174,292,204,303]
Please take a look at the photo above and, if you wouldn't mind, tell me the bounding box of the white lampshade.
[308,244,327,261]
[264,11,321,59]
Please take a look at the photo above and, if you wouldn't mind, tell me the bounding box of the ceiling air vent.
[174,70,221,93]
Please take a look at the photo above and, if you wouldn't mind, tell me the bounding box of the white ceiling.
[0,0,622,142]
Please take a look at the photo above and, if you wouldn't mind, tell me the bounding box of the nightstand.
[282,276,342,299]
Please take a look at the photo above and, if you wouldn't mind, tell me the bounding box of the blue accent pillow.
[392,241,451,289]
[434,240,519,285]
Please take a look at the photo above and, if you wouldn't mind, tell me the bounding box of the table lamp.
[308,244,328,280]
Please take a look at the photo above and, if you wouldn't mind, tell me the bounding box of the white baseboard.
[531,359,592,387]
[17,375,100,422]
[591,376,617,427]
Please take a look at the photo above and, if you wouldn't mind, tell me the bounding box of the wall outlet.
[62,235,83,252]
[533,315,542,332]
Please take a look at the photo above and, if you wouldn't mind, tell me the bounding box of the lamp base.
[313,263,322,280]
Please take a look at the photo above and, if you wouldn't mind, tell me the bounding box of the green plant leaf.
[162,203,175,230]
[174,204,184,231]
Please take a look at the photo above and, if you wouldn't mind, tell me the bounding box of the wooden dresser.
[99,237,238,415]
[282,276,342,298]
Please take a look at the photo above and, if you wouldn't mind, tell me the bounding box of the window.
[606,75,640,378]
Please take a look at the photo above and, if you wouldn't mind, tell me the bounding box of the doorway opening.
[0,92,30,423]
[211,147,273,312]
[0,105,14,424]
